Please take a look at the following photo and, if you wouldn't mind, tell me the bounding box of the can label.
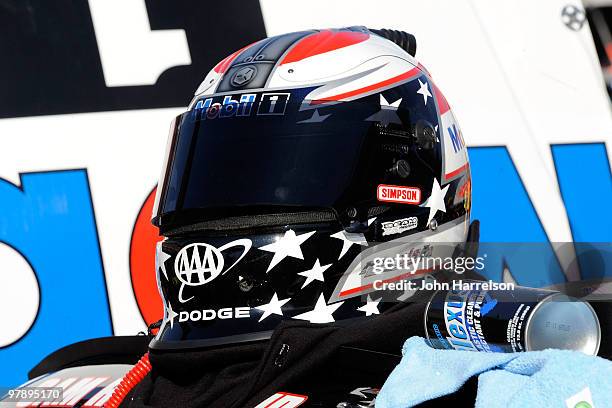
[426,287,545,353]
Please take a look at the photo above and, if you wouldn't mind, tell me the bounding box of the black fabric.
[590,301,612,360]
[29,335,150,379]
[120,287,479,407]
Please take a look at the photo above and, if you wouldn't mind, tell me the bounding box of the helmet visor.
[153,88,443,228]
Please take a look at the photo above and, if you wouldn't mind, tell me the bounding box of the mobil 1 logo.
[257,93,290,115]
[192,92,290,120]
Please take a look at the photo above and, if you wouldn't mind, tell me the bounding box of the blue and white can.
[424,282,600,355]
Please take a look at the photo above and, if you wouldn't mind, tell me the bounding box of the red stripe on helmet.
[417,63,431,76]
[281,30,369,65]
[310,66,420,104]
[445,163,469,179]
[432,81,451,115]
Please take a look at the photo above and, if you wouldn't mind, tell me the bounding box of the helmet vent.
[163,210,337,235]
[369,28,417,57]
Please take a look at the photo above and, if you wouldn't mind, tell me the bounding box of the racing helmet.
[150,27,472,349]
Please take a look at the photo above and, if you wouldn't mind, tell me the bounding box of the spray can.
[424,282,600,355]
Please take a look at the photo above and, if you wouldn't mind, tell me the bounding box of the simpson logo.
[377,184,421,204]
[381,217,418,236]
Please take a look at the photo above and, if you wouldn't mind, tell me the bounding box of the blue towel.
[377,337,611,408]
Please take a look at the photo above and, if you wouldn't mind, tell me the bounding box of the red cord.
[105,352,151,408]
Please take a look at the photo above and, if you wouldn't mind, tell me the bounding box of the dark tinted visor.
[153,89,440,227]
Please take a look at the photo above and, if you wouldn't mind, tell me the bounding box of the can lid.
[524,293,601,355]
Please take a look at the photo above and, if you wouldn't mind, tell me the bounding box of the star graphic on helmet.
[259,229,316,272]
[292,294,343,323]
[416,78,432,105]
[365,94,402,126]
[330,230,368,259]
[298,258,332,289]
[165,302,179,329]
[297,109,331,123]
[254,293,292,322]
[155,241,172,280]
[420,178,449,225]
[356,295,381,316]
